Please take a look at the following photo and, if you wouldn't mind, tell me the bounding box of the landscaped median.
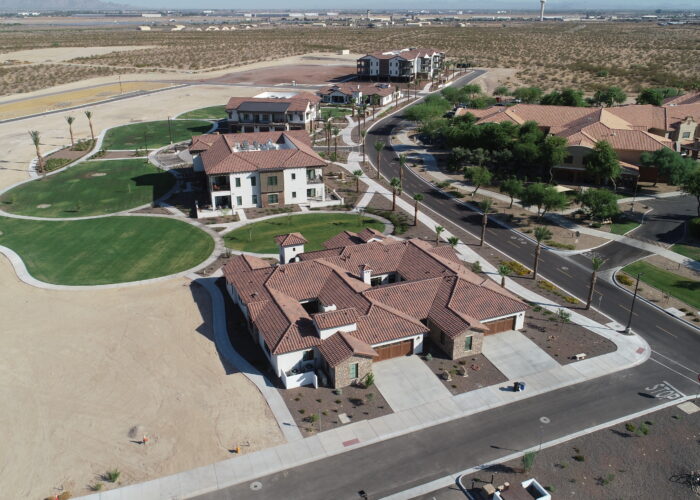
[101,119,212,150]
[224,213,385,254]
[0,159,175,218]
[0,216,214,285]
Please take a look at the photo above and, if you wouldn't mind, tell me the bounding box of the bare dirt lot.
[205,64,355,86]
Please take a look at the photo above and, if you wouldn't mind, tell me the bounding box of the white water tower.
[539,0,547,21]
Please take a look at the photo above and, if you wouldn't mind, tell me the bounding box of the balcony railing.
[211,183,230,191]
[306,175,323,184]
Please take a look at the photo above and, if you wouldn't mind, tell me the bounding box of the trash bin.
[519,382,526,391]
[513,381,520,392]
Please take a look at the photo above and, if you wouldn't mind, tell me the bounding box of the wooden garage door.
[375,339,413,362]
[483,316,516,335]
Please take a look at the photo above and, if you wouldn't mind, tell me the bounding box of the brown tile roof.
[322,227,386,249]
[314,307,358,330]
[319,82,398,98]
[225,92,320,112]
[191,130,326,175]
[274,232,308,247]
[664,91,700,106]
[318,332,377,367]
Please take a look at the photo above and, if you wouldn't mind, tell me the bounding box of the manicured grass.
[224,213,385,254]
[102,119,212,150]
[622,260,700,310]
[0,216,214,285]
[0,159,175,218]
[671,243,700,262]
[610,220,640,235]
[320,107,352,120]
[178,105,228,120]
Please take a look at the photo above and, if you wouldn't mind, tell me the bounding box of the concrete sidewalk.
[482,331,559,380]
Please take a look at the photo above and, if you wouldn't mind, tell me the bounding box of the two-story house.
[356,48,445,81]
[224,92,321,133]
[318,82,402,107]
[190,130,338,213]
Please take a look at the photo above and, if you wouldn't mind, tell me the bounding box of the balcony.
[211,183,230,192]
[306,175,323,184]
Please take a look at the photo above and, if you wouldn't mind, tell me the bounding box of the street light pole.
[624,273,642,334]
[168,116,173,145]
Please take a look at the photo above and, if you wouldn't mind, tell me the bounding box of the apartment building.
[224,92,321,133]
[356,48,445,81]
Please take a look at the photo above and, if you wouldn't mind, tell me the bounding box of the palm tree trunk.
[89,120,95,142]
[509,196,514,209]
[414,202,418,226]
[501,275,506,287]
[356,178,360,193]
[334,136,337,157]
[533,244,541,280]
[35,145,43,173]
[586,271,597,309]
[480,214,487,246]
[376,156,381,179]
[69,126,74,146]
[392,190,396,211]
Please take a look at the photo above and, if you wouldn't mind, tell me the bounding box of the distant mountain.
[0,0,137,11]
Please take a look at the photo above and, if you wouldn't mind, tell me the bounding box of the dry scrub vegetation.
[0,23,697,95]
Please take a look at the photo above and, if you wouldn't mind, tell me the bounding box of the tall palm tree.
[497,264,510,288]
[398,153,407,185]
[478,199,493,247]
[447,236,459,248]
[390,177,402,211]
[374,140,385,179]
[412,193,424,226]
[352,169,363,193]
[435,225,444,245]
[324,120,333,156]
[533,226,552,280]
[65,116,75,147]
[84,110,95,142]
[586,256,605,309]
[29,130,43,173]
[360,130,367,163]
[349,97,356,117]
[332,126,340,157]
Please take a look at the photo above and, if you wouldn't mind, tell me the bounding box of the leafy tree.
[541,187,568,219]
[533,226,552,280]
[585,141,621,190]
[593,86,627,107]
[540,88,586,107]
[412,193,424,226]
[513,141,541,167]
[468,148,490,167]
[493,85,511,96]
[464,166,492,195]
[520,183,567,219]
[404,94,451,123]
[352,169,363,193]
[390,177,402,211]
[500,177,524,208]
[577,188,620,221]
[586,256,605,310]
[681,166,700,217]
[540,135,568,183]
[640,148,694,186]
[478,199,493,246]
[513,86,543,104]
[636,87,682,106]
[448,146,469,171]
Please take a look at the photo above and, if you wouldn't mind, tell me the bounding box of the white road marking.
[648,358,699,386]
[651,349,698,375]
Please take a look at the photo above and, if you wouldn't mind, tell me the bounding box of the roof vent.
[241,140,249,150]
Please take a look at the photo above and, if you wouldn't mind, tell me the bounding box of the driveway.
[372,354,453,412]
[482,330,559,380]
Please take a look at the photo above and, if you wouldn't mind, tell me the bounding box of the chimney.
[359,264,372,285]
[320,303,337,313]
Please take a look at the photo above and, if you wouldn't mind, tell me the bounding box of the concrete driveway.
[482,330,559,380]
[372,355,452,412]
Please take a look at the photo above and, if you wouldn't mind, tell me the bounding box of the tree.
[640,148,694,186]
[352,169,363,193]
[29,130,43,174]
[412,193,424,226]
[540,187,568,219]
[533,226,552,280]
[349,97,356,117]
[435,225,444,245]
[593,86,627,107]
[681,166,700,217]
[577,188,620,221]
[478,199,493,246]
[541,88,586,107]
[497,264,510,287]
[84,110,95,142]
[324,120,333,155]
[540,135,568,183]
[493,85,510,97]
[464,166,492,195]
[390,177,402,211]
[360,130,367,163]
[332,126,340,157]
[447,236,459,248]
[65,115,75,146]
[513,86,543,104]
[585,140,621,190]
[635,88,666,106]
[374,140,385,179]
[500,177,524,208]
[586,256,605,309]
[398,153,408,184]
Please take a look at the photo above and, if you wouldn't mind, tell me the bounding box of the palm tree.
[349,97,356,117]
[435,225,444,245]
[390,177,402,211]
[29,130,43,173]
[332,126,340,157]
[65,116,75,147]
[447,236,459,248]
[84,110,95,142]
[374,140,385,179]
[412,193,424,226]
[324,120,333,156]
[497,264,510,288]
[586,256,605,309]
[533,226,552,280]
[360,130,367,163]
[352,169,363,193]
[398,153,407,184]
[478,199,493,247]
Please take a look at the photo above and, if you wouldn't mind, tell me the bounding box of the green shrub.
[545,239,576,250]
[470,261,482,273]
[363,372,375,388]
[521,451,537,472]
[564,295,580,304]
[573,455,585,462]
[70,139,96,151]
[502,260,530,276]
[104,469,120,483]
[538,280,556,292]
[89,483,103,491]
[617,273,634,286]
[43,158,72,172]
[625,423,636,433]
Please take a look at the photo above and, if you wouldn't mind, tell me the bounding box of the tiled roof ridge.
[443,276,487,331]
[365,297,428,330]
[314,259,370,293]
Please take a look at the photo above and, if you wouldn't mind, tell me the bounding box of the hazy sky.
[122,0,696,11]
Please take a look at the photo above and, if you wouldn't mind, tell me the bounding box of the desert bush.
[103,469,120,483]
[617,273,635,286]
[501,260,530,276]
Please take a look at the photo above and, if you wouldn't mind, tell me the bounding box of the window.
[236,196,242,206]
[307,188,316,198]
[292,191,297,198]
[268,193,279,204]
[682,131,691,139]
[267,176,278,186]
[564,155,574,164]
[291,173,296,180]
[302,350,314,361]
[252,194,258,205]
[235,178,241,188]
[348,362,359,379]
[251,176,257,186]
[440,332,446,345]
[464,336,473,351]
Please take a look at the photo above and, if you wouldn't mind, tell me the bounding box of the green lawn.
[102,119,212,150]
[0,216,213,285]
[178,105,228,120]
[610,220,640,235]
[321,107,352,120]
[671,243,700,262]
[0,159,175,218]
[622,260,700,310]
[224,213,385,254]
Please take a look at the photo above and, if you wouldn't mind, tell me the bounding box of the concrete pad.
[482,330,559,379]
[178,464,217,497]
[213,457,240,489]
[247,447,283,477]
[350,420,380,443]
[677,401,700,415]
[274,440,314,467]
[303,434,328,458]
[373,355,453,412]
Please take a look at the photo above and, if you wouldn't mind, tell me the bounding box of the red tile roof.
[225,92,320,112]
[319,83,399,98]
[318,332,377,367]
[322,227,386,249]
[314,308,358,330]
[274,232,308,247]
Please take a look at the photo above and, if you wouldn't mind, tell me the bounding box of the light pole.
[118,75,123,95]
[167,116,173,145]
[630,177,639,213]
[624,273,642,335]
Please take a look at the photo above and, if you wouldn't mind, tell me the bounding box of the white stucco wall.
[317,323,358,340]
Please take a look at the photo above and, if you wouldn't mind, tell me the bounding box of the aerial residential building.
[224,92,321,133]
[317,82,403,107]
[356,48,445,81]
[189,130,339,213]
[223,231,527,389]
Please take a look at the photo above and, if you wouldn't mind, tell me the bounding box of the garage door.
[375,339,413,362]
[483,316,516,335]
